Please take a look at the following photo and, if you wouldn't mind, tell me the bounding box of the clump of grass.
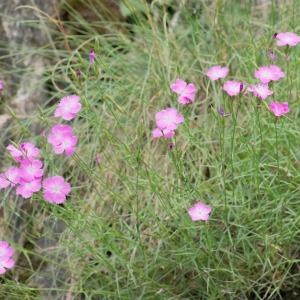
[1,0,300,299]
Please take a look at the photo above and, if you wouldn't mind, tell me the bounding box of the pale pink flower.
[43,175,71,204]
[16,178,42,199]
[223,81,244,96]
[19,159,44,181]
[0,257,15,274]
[54,95,82,121]
[52,132,78,156]
[89,50,95,64]
[7,142,40,162]
[0,241,14,261]
[170,78,196,104]
[269,101,290,116]
[188,202,212,221]
[254,65,285,84]
[206,66,229,81]
[246,83,274,100]
[0,166,20,188]
[155,108,184,131]
[276,32,300,46]
[47,124,73,146]
[152,128,175,138]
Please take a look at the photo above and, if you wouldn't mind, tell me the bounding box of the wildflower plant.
[1,1,300,299]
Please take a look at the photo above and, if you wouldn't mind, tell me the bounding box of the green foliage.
[1,0,300,299]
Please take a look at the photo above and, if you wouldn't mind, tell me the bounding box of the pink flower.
[0,257,15,274]
[19,159,44,181]
[269,101,290,116]
[170,79,196,104]
[54,95,82,121]
[0,241,14,261]
[188,202,212,221]
[7,142,40,162]
[223,81,244,96]
[0,166,20,188]
[52,132,78,156]
[152,128,175,138]
[0,240,15,274]
[0,80,2,90]
[254,65,285,84]
[89,50,95,64]
[206,66,229,81]
[16,178,42,199]
[276,32,300,46]
[155,108,184,131]
[47,124,77,156]
[43,175,71,204]
[246,83,274,100]
[47,124,73,146]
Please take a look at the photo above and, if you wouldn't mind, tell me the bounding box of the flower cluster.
[206,32,297,117]
[0,241,15,274]
[0,94,81,201]
[0,142,71,202]
[152,78,212,220]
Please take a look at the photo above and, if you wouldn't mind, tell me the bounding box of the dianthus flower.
[152,128,175,139]
[52,133,78,156]
[269,101,290,116]
[246,83,274,100]
[0,166,20,188]
[0,257,15,274]
[155,108,184,131]
[206,66,229,81]
[223,81,245,96]
[47,124,73,146]
[170,78,196,104]
[16,178,42,199]
[276,32,300,46]
[188,202,212,221]
[19,159,44,181]
[0,241,15,274]
[54,95,82,121]
[43,175,71,204]
[6,142,40,162]
[254,65,285,84]
[0,241,14,261]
